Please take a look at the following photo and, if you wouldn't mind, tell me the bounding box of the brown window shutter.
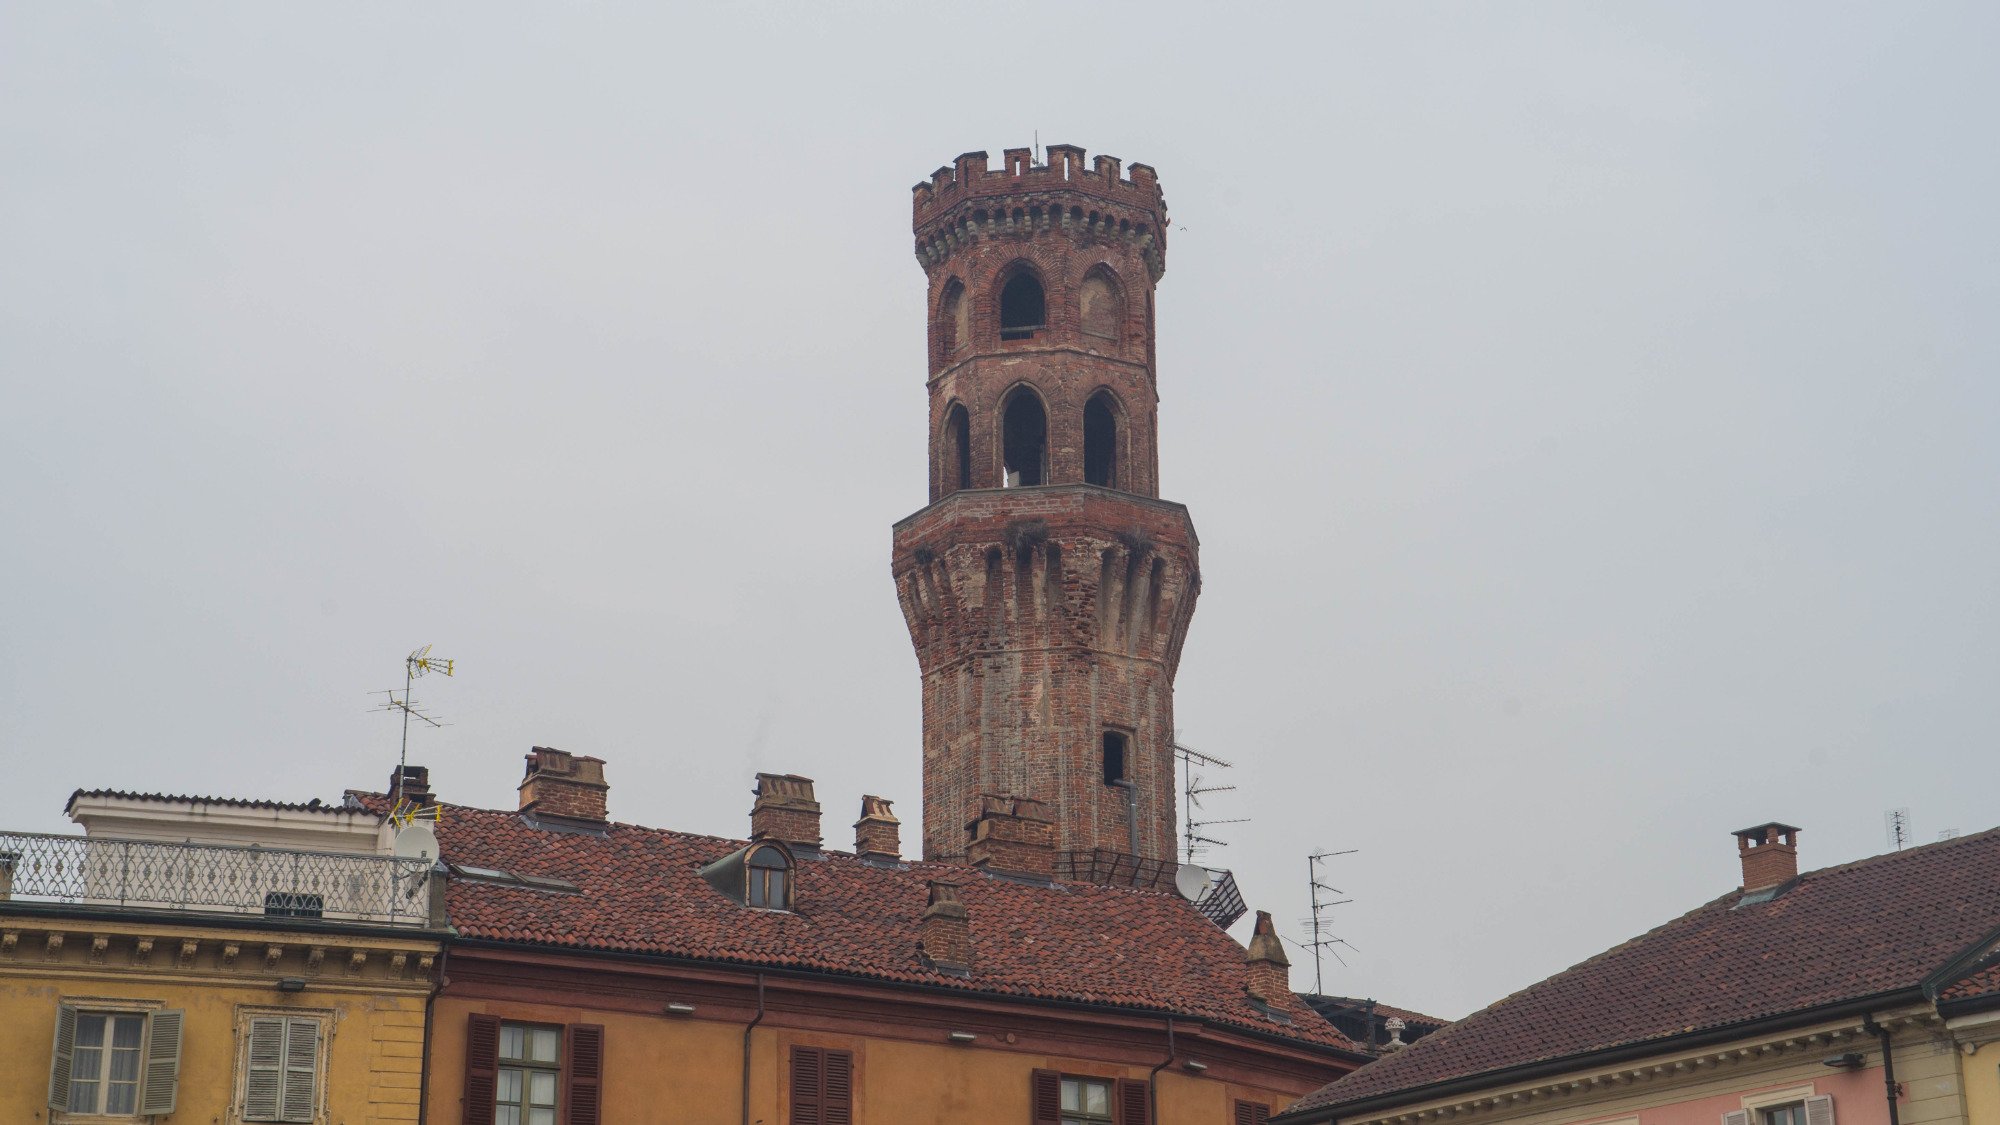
[1118,1078,1150,1125]
[1235,1101,1273,1125]
[791,1046,825,1125]
[823,1049,853,1125]
[1030,1069,1061,1125]
[463,1014,500,1125]
[566,1024,604,1125]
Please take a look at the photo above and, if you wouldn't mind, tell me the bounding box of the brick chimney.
[1734,822,1801,891]
[750,774,822,852]
[517,747,608,825]
[1244,910,1292,1003]
[966,795,1055,882]
[388,764,434,806]
[854,795,901,862]
[919,879,972,974]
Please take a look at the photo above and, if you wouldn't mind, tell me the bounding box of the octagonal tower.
[893,146,1199,882]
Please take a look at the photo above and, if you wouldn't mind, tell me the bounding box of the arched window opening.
[746,844,790,910]
[999,273,1046,340]
[1002,390,1048,487]
[939,279,969,357]
[1102,732,1128,786]
[942,404,972,493]
[1079,272,1121,341]
[1083,392,1119,488]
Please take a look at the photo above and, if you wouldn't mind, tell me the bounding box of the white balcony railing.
[0,830,435,927]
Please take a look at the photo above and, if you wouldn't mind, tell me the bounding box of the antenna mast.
[371,645,455,812]
[1302,849,1357,995]
[1885,807,1912,851]
[1176,739,1247,864]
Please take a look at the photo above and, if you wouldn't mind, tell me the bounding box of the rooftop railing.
[0,830,436,927]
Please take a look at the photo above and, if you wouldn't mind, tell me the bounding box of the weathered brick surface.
[516,746,608,823]
[896,148,1196,870]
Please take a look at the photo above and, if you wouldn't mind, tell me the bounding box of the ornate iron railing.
[0,831,434,926]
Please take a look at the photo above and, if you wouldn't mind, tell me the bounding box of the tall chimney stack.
[750,774,823,852]
[918,879,972,974]
[1733,822,1801,892]
[965,795,1055,882]
[854,795,901,863]
[1244,910,1292,1003]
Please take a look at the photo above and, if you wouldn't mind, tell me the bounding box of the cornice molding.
[0,915,438,994]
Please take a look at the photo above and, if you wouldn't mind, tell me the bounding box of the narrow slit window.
[1102,732,1127,786]
[1002,390,1048,487]
[943,404,972,492]
[1083,392,1118,488]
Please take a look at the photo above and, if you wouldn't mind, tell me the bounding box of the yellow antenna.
[371,645,458,809]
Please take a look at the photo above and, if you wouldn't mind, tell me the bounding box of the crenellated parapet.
[913,147,1168,280]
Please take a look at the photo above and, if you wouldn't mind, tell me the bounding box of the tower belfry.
[893,146,1199,880]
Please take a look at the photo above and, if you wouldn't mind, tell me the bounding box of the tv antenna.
[1885,807,1912,851]
[1176,739,1247,863]
[371,645,455,816]
[1301,849,1358,995]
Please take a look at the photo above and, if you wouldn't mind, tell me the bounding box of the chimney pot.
[919,879,972,973]
[751,773,822,852]
[854,795,901,861]
[389,765,434,806]
[518,747,608,825]
[1733,821,1801,891]
[1244,909,1292,1003]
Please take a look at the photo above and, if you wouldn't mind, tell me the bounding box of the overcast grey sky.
[4,3,1996,1020]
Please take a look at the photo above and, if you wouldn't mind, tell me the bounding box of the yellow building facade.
[1,816,447,1124]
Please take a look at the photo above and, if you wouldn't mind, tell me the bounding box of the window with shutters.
[239,1013,325,1122]
[1732,1089,1835,1125]
[46,1001,183,1118]
[788,1045,853,1124]
[1234,1101,1272,1125]
[497,1022,563,1125]
[462,1015,601,1125]
[1060,1077,1114,1125]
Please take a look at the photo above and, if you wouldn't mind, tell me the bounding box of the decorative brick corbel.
[177,939,198,969]
[89,934,109,963]
[2,930,19,957]
[306,946,325,973]
[390,952,409,977]
[45,932,65,960]
[132,937,155,966]
[221,943,240,969]
[417,953,436,974]
[347,949,368,974]
[264,944,284,971]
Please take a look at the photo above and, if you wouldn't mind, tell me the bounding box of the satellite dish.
[393,822,439,864]
[1173,863,1212,901]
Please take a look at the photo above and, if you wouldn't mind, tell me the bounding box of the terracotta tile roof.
[1940,960,2000,1004]
[64,789,360,816]
[373,796,1354,1052]
[1286,825,2000,1118]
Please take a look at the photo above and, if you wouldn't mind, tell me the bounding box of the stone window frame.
[230,1005,336,1125]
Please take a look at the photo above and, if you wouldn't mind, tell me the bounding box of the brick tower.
[892,146,1200,881]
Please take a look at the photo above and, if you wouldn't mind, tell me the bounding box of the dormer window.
[747,844,790,909]
[697,840,797,911]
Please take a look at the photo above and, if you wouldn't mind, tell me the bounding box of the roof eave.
[1273,986,1924,1124]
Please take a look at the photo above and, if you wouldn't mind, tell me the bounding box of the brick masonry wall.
[893,485,1199,865]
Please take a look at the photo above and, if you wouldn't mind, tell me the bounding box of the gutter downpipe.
[1148,1017,1176,1124]
[740,968,760,1125]
[416,945,448,1124]
[1863,1015,1901,1125]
